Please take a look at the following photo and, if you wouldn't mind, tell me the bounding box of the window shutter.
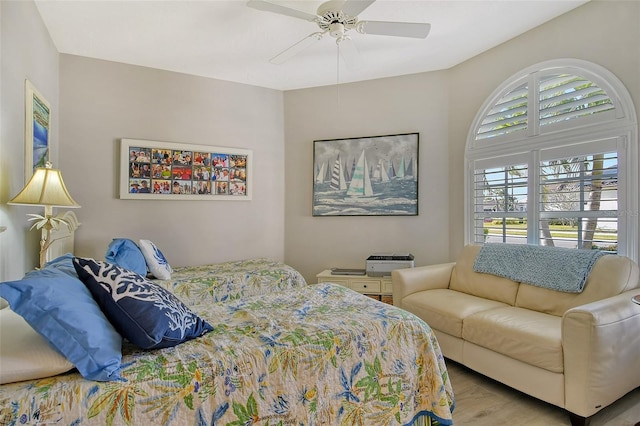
[538,74,614,127]
[466,60,636,259]
[473,164,528,244]
[475,82,528,141]
[539,152,618,250]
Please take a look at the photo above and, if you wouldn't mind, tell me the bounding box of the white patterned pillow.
[139,239,172,279]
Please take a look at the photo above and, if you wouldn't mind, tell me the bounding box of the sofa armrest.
[562,290,640,417]
[392,263,455,308]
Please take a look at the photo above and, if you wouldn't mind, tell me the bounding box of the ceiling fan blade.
[246,0,318,21]
[358,21,431,38]
[269,32,325,65]
[337,37,363,70]
[342,0,376,17]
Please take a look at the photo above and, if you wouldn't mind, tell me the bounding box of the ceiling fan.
[247,0,431,67]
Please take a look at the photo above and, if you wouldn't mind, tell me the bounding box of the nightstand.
[316,270,393,304]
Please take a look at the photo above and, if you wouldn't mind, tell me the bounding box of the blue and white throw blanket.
[473,244,607,293]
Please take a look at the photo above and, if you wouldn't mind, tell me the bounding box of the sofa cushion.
[515,254,640,316]
[449,245,519,305]
[463,306,563,373]
[401,288,509,338]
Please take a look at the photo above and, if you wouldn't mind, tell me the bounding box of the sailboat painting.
[329,155,347,191]
[313,133,418,216]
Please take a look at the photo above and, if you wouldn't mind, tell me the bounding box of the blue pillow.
[44,253,78,277]
[0,267,123,381]
[139,239,172,280]
[105,238,147,276]
[73,257,213,350]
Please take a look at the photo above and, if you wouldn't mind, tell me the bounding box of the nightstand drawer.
[316,270,393,304]
[319,277,350,287]
[350,280,381,293]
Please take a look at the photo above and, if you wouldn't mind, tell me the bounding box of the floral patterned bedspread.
[0,281,454,426]
[153,258,308,302]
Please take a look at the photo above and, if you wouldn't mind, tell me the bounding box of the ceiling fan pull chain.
[336,39,341,110]
[337,40,340,85]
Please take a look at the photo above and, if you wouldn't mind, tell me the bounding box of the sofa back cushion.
[515,253,640,316]
[449,245,519,305]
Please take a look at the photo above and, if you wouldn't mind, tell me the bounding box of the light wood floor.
[445,360,640,426]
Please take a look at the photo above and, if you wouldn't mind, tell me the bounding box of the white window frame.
[465,59,638,262]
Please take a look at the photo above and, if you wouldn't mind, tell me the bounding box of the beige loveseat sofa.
[392,245,640,426]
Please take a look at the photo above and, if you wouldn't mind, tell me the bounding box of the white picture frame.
[120,138,252,201]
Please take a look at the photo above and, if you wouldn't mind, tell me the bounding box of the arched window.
[465,59,638,261]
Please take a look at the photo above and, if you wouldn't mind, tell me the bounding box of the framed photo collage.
[120,139,252,200]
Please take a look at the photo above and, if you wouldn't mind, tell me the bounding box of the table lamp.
[8,162,80,268]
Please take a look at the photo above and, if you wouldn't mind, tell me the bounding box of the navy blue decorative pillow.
[73,257,213,350]
[105,238,148,276]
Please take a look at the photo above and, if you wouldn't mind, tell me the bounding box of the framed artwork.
[120,139,252,200]
[25,80,51,182]
[312,132,419,216]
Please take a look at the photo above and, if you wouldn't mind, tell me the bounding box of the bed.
[0,218,454,425]
[153,257,308,302]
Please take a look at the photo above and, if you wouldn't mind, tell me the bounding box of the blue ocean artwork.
[33,120,49,168]
[313,178,417,216]
[29,88,50,169]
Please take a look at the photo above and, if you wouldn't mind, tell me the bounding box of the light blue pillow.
[44,253,78,277]
[0,267,123,381]
[139,239,172,279]
[105,238,147,276]
[73,257,213,350]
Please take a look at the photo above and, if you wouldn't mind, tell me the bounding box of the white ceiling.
[35,0,588,91]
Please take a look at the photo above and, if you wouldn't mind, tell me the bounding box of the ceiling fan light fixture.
[329,22,346,38]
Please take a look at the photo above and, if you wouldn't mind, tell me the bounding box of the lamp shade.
[9,164,80,208]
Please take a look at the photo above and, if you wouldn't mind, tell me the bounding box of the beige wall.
[284,72,452,282]
[0,0,286,277]
[58,55,286,266]
[447,0,640,260]
[2,1,638,283]
[0,1,59,280]
[284,0,640,283]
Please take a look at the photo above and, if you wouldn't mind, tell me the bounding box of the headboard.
[44,211,81,262]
